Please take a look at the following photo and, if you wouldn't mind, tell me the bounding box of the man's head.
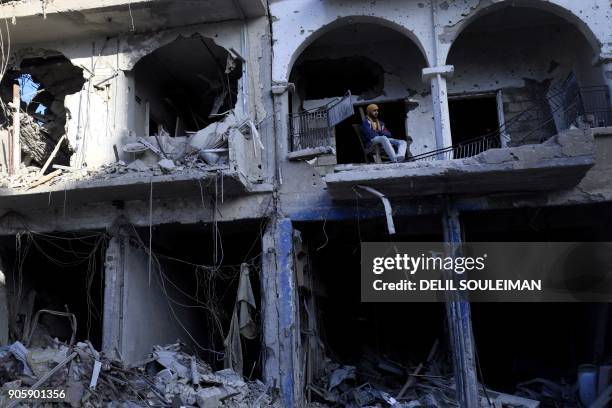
[366,104,379,119]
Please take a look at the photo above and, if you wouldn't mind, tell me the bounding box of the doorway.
[449,94,500,148]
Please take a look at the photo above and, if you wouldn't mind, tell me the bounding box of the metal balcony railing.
[580,86,612,127]
[288,91,353,152]
[409,133,502,162]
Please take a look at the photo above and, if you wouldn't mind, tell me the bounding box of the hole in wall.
[0,54,85,171]
[132,34,242,137]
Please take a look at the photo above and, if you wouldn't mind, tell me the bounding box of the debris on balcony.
[0,112,258,191]
[0,339,280,407]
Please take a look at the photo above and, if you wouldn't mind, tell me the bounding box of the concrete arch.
[441,0,602,64]
[121,27,237,71]
[286,15,431,82]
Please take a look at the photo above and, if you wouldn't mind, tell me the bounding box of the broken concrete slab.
[287,146,335,161]
[189,113,237,151]
[157,158,176,173]
[325,129,595,200]
[126,159,150,172]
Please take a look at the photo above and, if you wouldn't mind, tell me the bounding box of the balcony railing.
[288,92,353,152]
[410,77,611,162]
[409,133,502,162]
[288,76,610,162]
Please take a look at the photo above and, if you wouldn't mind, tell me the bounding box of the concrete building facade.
[0,0,611,406]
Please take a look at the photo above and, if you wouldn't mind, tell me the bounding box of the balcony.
[0,118,270,211]
[287,77,608,200]
[324,128,595,199]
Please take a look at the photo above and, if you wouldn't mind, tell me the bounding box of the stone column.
[599,53,612,110]
[271,83,292,184]
[422,65,454,155]
[261,217,301,407]
[442,203,479,408]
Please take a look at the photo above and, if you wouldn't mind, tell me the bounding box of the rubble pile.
[0,340,280,407]
[305,346,545,408]
[307,354,460,408]
[0,112,251,190]
[19,114,70,167]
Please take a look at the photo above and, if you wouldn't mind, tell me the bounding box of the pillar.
[422,65,454,154]
[599,53,612,111]
[261,217,302,407]
[441,203,479,408]
[271,83,292,184]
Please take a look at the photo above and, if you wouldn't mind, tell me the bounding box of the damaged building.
[0,0,610,407]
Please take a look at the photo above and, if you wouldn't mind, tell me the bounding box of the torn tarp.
[224,263,257,375]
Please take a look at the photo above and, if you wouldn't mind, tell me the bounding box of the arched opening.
[446,6,609,150]
[0,54,85,172]
[132,34,242,137]
[288,22,429,164]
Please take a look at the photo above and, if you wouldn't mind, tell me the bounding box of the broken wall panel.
[109,233,193,364]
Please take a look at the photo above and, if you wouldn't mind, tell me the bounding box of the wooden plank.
[38,134,66,176]
[10,83,20,175]
[28,169,62,190]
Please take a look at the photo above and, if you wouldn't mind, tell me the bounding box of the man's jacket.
[361,118,392,147]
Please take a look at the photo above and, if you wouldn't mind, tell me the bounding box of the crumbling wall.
[435,0,607,66]
[131,34,242,137]
[269,1,434,83]
[446,13,604,145]
[120,240,179,363]
[104,233,198,362]
[0,52,86,170]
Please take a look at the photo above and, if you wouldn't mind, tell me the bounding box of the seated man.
[361,104,407,163]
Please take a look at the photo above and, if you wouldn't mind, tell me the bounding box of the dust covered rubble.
[0,112,251,191]
[0,340,280,407]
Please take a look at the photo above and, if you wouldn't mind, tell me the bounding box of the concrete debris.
[328,365,356,391]
[306,345,542,408]
[189,113,237,151]
[0,110,260,190]
[19,114,71,167]
[516,378,575,406]
[0,339,281,407]
[157,158,176,174]
[0,143,222,190]
[126,158,151,172]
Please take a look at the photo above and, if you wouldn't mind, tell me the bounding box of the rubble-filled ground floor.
[0,201,611,407]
